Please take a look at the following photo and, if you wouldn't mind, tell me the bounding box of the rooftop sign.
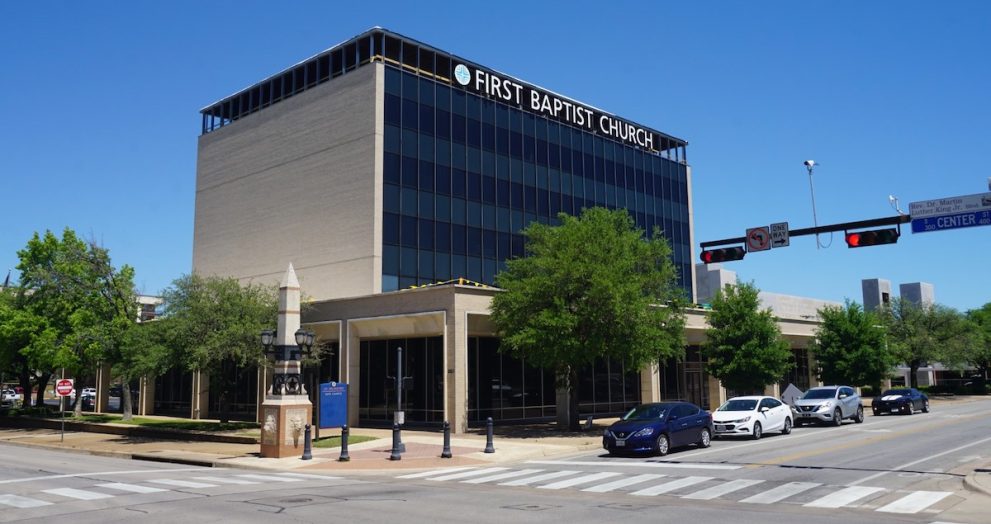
[454,63,658,151]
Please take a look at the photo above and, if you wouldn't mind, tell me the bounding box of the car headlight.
[633,427,654,437]
[727,416,751,424]
[603,429,611,437]
[816,403,831,412]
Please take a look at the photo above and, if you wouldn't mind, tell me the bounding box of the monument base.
[259,396,312,458]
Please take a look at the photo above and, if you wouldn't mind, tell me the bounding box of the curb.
[963,469,991,497]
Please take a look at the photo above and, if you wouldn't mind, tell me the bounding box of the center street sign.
[909,192,991,234]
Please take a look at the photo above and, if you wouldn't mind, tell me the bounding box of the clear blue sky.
[2,1,988,311]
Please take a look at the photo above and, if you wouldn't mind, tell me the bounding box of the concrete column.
[639,363,661,403]
[763,382,781,398]
[449,313,468,434]
[707,375,725,411]
[345,321,361,429]
[191,370,209,420]
[139,375,155,416]
[95,363,112,413]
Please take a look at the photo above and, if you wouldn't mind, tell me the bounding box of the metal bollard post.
[301,424,313,460]
[441,421,453,458]
[338,425,351,462]
[484,417,495,453]
[389,423,402,461]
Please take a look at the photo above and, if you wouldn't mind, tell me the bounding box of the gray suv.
[793,386,864,426]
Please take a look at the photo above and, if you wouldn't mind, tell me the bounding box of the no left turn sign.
[746,226,771,252]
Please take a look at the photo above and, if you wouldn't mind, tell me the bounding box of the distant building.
[899,282,935,308]
[862,278,893,312]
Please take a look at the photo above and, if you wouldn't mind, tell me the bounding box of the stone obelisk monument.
[260,264,313,458]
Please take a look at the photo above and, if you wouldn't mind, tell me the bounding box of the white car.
[712,395,793,440]
[1,389,21,403]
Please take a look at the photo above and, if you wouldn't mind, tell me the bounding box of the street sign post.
[55,378,73,443]
[746,226,771,252]
[770,222,790,248]
[911,210,991,234]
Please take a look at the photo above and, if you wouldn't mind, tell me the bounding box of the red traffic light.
[845,228,899,248]
[700,246,746,263]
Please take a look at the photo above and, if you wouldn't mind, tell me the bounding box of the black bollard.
[484,417,495,453]
[441,421,453,458]
[301,424,313,460]
[389,423,402,461]
[338,425,351,462]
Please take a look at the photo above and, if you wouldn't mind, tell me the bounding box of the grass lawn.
[313,434,378,448]
[66,414,259,432]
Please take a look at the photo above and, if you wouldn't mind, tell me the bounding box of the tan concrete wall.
[193,64,381,301]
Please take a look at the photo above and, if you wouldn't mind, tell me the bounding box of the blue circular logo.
[454,64,471,86]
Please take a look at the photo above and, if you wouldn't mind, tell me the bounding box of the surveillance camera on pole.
[803,160,822,248]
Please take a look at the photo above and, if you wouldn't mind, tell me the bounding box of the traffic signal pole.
[700,214,911,249]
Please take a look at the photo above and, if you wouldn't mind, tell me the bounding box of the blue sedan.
[603,401,713,456]
[872,388,930,416]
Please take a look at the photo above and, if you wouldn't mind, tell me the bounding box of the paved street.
[1,397,989,523]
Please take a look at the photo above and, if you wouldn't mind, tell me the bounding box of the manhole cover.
[247,494,342,509]
[502,504,559,512]
[599,503,650,511]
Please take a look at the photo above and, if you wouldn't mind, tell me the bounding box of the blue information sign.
[319,382,348,429]
[911,210,991,234]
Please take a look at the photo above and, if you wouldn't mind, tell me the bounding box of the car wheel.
[698,428,711,448]
[905,404,913,415]
[873,408,880,416]
[752,422,762,440]
[782,417,792,435]
[655,434,670,456]
[854,406,864,423]
[833,408,842,426]
[922,400,930,413]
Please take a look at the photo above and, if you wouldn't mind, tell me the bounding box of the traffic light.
[845,228,899,248]
[700,246,746,263]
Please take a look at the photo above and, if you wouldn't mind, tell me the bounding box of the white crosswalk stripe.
[43,487,113,500]
[581,473,666,493]
[0,494,52,508]
[275,473,344,481]
[537,471,621,490]
[397,467,477,479]
[682,479,765,500]
[499,470,580,486]
[148,479,218,489]
[740,481,820,504]
[192,476,259,485]
[805,486,885,508]
[428,467,509,481]
[237,474,303,483]
[630,476,713,496]
[96,482,169,494]
[876,491,952,514]
[462,469,544,484]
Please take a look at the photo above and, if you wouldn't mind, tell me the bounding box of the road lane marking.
[0,494,52,508]
[274,473,343,480]
[148,479,217,489]
[852,435,991,485]
[43,487,113,500]
[499,470,579,486]
[428,467,509,481]
[537,471,621,490]
[682,478,765,500]
[192,476,259,485]
[0,467,213,485]
[739,481,820,504]
[397,467,476,479]
[876,491,952,514]
[462,469,544,484]
[581,474,666,493]
[804,486,885,508]
[527,460,741,470]
[238,474,303,482]
[96,482,168,494]
[630,476,712,496]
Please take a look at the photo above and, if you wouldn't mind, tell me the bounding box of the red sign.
[55,379,74,397]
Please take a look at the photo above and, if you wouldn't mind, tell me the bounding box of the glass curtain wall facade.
[357,337,444,425]
[382,64,692,291]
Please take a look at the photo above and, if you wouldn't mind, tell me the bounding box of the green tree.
[880,298,971,389]
[490,208,686,430]
[964,303,991,381]
[809,301,896,391]
[702,281,793,394]
[158,274,277,422]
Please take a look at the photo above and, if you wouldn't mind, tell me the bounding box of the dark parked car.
[603,401,713,456]
[872,388,929,416]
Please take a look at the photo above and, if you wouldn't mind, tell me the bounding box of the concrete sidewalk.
[0,423,609,474]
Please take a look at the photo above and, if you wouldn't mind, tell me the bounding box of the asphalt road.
[1,397,989,523]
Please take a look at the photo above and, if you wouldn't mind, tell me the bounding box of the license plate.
[801,413,812,417]
[890,409,899,413]
[616,440,625,447]
[716,425,728,431]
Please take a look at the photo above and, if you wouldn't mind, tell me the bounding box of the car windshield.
[802,388,837,400]
[718,399,758,411]
[883,389,911,396]
[622,405,667,420]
